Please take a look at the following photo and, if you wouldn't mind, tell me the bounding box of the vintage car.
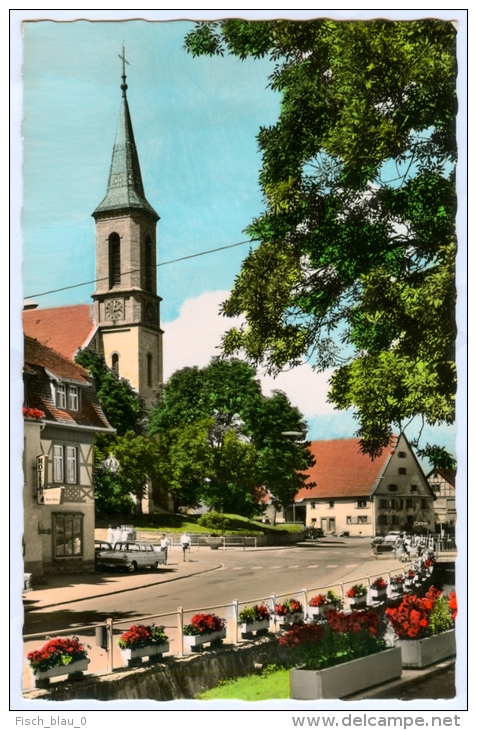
[95,541,166,573]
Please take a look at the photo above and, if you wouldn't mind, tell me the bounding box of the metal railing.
[23,554,436,691]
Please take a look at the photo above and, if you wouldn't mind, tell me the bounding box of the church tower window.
[147,353,153,387]
[109,233,121,288]
[111,353,119,374]
[145,236,153,292]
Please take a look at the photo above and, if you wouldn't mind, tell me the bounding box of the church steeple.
[94,47,158,221]
[91,48,163,411]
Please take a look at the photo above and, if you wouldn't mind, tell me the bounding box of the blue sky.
[17,14,462,459]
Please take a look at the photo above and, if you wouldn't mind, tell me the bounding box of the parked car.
[95,540,112,555]
[95,541,166,573]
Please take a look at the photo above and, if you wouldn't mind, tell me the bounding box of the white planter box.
[34,658,89,686]
[184,629,226,649]
[275,611,304,627]
[390,583,404,594]
[239,619,270,635]
[290,648,402,700]
[349,596,367,608]
[396,630,456,668]
[370,588,388,601]
[308,604,338,618]
[121,642,169,665]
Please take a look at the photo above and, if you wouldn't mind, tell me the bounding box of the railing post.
[270,593,277,633]
[106,617,114,673]
[177,606,184,657]
[233,599,239,644]
[302,587,308,620]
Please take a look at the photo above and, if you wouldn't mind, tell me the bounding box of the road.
[24,540,379,636]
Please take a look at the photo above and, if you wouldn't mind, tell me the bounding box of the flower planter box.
[348,596,367,609]
[239,619,270,637]
[121,642,170,666]
[390,583,404,594]
[308,604,338,618]
[370,588,388,601]
[290,648,402,700]
[33,658,89,687]
[396,630,456,668]
[275,611,304,627]
[206,538,223,550]
[184,629,226,650]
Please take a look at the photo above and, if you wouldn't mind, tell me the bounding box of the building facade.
[23,336,113,579]
[426,467,456,530]
[285,434,435,537]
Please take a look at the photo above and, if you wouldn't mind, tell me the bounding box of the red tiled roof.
[294,438,396,501]
[24,336,112,432]
[23,305,96,361]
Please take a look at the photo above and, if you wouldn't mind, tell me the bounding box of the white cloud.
[162,290,335,418]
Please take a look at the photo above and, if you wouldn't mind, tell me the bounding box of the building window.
[109,233,121,288]
[407,515,414,526]
[421,499,427,509]
[406,499,414,509]
[391,515,398,524]
[328,500,334,508]
[53,513,83,558]
[310,502,316,509]
[357,516,369,524]
[411,484,418,492]
[398,451,406,458]
[378,514,387,525]
[56,383,66,409]
[357,499,368,508]
[388,484,398,492]
[53,445,64,483]
[433,484,440,492]
[111,353,119,374]
[147,353,153,387]
[346,516,352,524]
[145,236,153,291]
[398,467,407,475]
[390,499,397,509]
[68,385,79,411]
[379,499,387,509]
[53,446,77,484]
[399,499,404,509]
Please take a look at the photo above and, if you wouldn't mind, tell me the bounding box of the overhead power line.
[24,238,258,300]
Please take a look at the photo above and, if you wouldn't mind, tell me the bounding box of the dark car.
[96,541,166,573]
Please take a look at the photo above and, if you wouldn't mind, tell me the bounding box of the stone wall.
[24,636,288,702]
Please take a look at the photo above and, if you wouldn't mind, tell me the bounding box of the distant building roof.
[426,467,456,488]
[294,438,396,501]
[24,335,113,432]
[23,304,97,361]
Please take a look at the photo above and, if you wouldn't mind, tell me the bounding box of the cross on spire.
[119,45,129,95]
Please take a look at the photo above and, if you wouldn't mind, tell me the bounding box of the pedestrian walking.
[180,532,191,562]
[160,533,170,564]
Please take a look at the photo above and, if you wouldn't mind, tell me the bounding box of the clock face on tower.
[105,298,124,322]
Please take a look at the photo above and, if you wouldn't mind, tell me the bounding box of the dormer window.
[55,383,80,411]
[68,386,79,411]
[56,383,66,409]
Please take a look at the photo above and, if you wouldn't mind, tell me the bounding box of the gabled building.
[23,336,113,579]
[426,467,456,530]
[288,433,435,537]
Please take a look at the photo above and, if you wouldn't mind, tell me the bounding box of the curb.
[23,562,224,615]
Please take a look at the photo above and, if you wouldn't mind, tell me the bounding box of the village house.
[426,467,456,531]
[23,335,114,580]
[275,433,435,537]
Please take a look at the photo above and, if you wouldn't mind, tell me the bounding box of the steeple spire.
[93,48,159,220]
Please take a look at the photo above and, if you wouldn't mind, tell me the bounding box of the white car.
[96,541,166,573]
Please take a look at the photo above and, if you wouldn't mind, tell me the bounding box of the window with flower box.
[53,513,83,558]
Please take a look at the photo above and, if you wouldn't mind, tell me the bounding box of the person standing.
[160,534,170,564]
[180,532,191,562]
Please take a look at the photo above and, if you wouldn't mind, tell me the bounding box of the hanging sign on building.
[43,487,64,505]
[36,454,46,504]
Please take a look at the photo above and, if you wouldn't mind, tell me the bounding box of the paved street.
[22,539,419,691]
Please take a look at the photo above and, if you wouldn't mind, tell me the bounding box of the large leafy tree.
[148,358,314,514]
[185,19,457,460]
[75,350,154,514]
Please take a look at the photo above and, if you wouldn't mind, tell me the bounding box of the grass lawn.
[97,512,304,535]
[196,668,290,701]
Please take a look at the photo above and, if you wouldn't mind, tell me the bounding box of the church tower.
[92,51,163,411]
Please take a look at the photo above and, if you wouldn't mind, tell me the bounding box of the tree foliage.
[185,19,457,458]
[75,350,154,514]
[149,358,314,513]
